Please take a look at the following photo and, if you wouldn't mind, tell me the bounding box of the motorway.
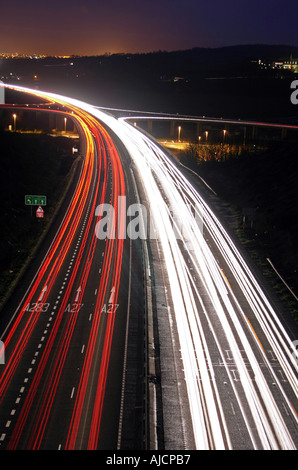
[0,87,146,450]
[112,119,298,450]
[0,84,298,450]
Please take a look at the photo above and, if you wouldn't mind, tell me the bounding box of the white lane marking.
[108,286,115,304]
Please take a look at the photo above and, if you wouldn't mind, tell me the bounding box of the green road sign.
[25,195,47,206]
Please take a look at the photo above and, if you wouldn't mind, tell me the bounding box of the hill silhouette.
[2,44,298,119]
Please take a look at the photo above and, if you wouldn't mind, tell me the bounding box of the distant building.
[272,56,298,73]
[257,56,298,74]
[0,81,4,104]
[282,59,298,72]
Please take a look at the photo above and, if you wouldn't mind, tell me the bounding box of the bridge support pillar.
[170,121,176,139]
[49,113,56,131]
[252,126,257,141]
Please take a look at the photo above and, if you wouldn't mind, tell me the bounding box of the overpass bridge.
[118,113,298,146]
[1,91,298,145]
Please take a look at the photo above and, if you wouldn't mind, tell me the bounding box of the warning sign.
[36,206,44,218]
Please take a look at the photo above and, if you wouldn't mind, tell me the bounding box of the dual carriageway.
[0,85,297,450]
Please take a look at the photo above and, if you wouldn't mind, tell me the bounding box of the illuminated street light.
[178,125,181,142]
[223,129,227,141]
[64,117,67,132]
[205,130,208,142]
[3,84,298,450]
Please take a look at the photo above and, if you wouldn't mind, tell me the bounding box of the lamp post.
[64,117,67,133]
[205,130,208,142]
[178,126,181,142]
[13,114,17,132]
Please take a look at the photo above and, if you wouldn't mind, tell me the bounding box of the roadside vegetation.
[0,131,76,306]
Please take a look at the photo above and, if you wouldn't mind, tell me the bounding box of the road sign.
[25,195,47,206]
[36,206,44,218]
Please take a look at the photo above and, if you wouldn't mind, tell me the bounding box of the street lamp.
[223,129,227,142]
[178,126,181,142]
[64,117,67,133]
[205,130,208,142]
[13,113,17,131]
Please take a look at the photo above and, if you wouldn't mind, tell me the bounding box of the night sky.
[1,0,298,56]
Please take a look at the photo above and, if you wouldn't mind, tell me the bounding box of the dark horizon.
[2,43,298,60]
[2,43,298,122]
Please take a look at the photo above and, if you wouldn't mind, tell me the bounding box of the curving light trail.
[1,84,297,449]
[116,124,298,449]
[0,85,125,449]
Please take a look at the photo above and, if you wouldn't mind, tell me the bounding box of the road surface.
[0,89,146,450]
[0,84,297,450]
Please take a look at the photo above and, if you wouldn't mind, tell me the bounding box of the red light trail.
[0,89,126,449]
[0,84,297,450]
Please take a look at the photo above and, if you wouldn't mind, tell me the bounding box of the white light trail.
[3,84,297,449]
